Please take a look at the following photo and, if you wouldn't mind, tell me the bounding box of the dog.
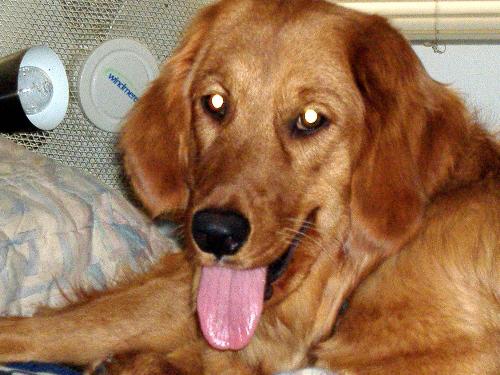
[0,0,498,374]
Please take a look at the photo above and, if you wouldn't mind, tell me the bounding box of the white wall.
[412,44,500,133]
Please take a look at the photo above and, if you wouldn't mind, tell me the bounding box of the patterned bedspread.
[0,136,178,316]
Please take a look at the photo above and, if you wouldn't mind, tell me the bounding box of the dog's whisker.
[281,227,307,237]
[280,224,342,263]
[301,233,328,253]
[276,230,297,246]
[277,228,302,241]
[174,223,185,231]
[284,217,315,227]
[277,226,329,259]
[172,224,186,238]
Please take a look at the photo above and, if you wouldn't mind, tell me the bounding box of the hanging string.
[424,0,447,54]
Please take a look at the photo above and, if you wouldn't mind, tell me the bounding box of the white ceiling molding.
[335,1,500,40]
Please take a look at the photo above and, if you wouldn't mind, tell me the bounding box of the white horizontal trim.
[335,1,500,40]
[337,1,500,17]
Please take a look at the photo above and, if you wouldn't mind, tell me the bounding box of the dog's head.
[121,0,468,351]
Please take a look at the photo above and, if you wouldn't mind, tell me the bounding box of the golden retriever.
[0,0,498,374]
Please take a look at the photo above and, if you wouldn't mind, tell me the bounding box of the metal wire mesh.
[0,0,208,192]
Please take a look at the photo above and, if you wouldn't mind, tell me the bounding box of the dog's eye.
[202,94,227,121]
[294,108,328,134]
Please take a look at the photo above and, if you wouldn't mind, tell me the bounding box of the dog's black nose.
[192,209,250,259]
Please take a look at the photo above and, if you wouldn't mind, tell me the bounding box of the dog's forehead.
[199,2,352,85]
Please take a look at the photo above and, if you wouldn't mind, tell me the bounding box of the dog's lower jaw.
[265,246,294,300]
[265,211,318,300]
[223,247,353,374]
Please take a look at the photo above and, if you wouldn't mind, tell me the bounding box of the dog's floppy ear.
[348,16,429,256]
[120,8,215,218]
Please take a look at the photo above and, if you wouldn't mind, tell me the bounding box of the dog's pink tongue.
[197,265,266,350]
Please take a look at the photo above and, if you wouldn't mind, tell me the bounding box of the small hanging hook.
[424,0,447,54]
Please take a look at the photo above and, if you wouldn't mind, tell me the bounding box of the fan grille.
[0,0,208,192]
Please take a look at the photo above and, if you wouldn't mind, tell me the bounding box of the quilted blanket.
[0,136,178,316]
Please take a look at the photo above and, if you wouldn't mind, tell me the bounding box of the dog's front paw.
[276,368,337,375]
[85,352,182,375]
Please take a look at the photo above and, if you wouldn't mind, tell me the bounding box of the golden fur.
[0,1,498,374]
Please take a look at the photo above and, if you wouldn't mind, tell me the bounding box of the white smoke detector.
[78,38,159,133]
